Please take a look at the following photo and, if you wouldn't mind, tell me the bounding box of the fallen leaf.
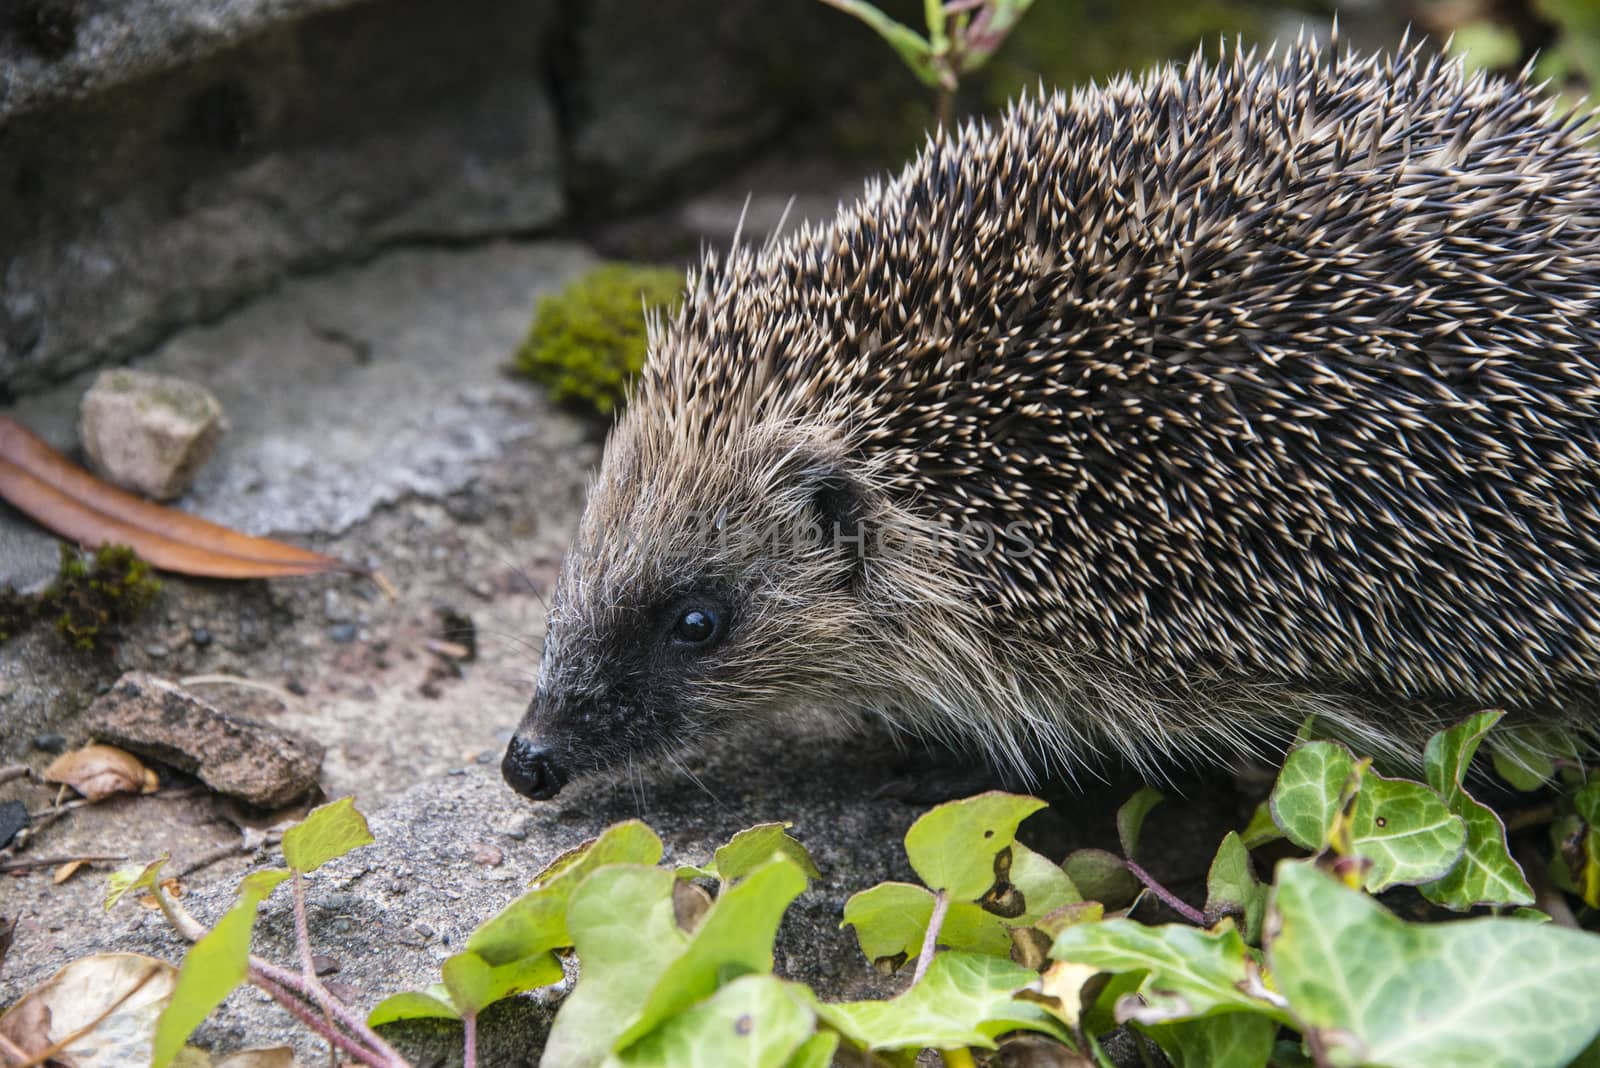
[0,416,355,580]
[0,952,176,1068]
[0,994,52,1063]
[43,745,158,802]
[54,860,90,885]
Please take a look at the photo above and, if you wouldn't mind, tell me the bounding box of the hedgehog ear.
[799,462,871,590]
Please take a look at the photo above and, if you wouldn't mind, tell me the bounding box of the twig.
[177,840,258,878]
[1123,858,1205,926]
[0,766,31,788]
[0,853,126,872]
[912,890,950,986]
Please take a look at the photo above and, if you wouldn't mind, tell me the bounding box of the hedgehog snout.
[502,734,568,800]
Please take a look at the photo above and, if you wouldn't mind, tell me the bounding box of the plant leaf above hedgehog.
[514,263,684,417]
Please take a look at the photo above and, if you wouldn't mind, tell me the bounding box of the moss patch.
[0,544,162,650]
[512,263,685,418]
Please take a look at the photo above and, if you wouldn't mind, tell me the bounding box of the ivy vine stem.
[1122,858,1205,926]
[912,889,951,985]
[150,879,410,1068]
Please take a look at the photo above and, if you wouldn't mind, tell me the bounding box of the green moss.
[512,263,685,418]
[26,544,161,651]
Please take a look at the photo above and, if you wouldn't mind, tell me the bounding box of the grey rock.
[84,671,323,808]
[0,0,565,393]
[78,368,227,500]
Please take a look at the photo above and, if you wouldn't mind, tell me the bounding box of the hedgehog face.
[502,423,885,799]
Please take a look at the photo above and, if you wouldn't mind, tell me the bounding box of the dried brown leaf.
[53,860,90,885]
[0,417,356,579]
[42,745,157,802]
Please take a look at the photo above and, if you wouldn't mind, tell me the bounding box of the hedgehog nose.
[502,736,566,800]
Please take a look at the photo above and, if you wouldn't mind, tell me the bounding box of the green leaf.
[903,791,1047,900]
[1008,841,1081,919]
[1488,724,1577,791]
[1239,802,1283,849]
[1062,848,1139,909]
[1268,860,1600,1068]
[1205,832,1266,944]
[816,952,1067,1052]
[610,974,817,1068]
[617,857,810,1050]
[543,865,690,1068]
[440,949,563,1016]
[1419,711,1533,908]
[1347,768,1465,891]
[105,856,167,910]
[367,990,462,1024]
[701,823,821,884]
[469,820,663,965]
[1116,787,1164,858]
[152,869,291,1067]
[280,797,374,874]
[841,882,1014,967]
[1269,741,1356,851]
[1141,1012,1277,1068]
[1050,918,1278,1024]
[782,1031,839,1068]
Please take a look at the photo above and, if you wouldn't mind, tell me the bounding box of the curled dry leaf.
[0,952,176,1068]
[0,416,356,580]
[43,745,159,802]
[54,860,90,885]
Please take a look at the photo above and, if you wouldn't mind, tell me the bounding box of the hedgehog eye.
[671,606,721,647]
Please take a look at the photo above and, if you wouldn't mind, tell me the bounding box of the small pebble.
[475,749,495,765]
[329,622,358,644]
[414,923,435,939]
[312,954,341,976]
[144,643,168,658]
[31,732,67,753]
[190,627,212,648]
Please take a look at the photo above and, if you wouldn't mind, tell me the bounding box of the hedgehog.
[501,36,1600,801]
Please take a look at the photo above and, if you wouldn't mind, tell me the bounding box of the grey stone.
[78,368,227,500]
[84,671,323,808]
[0,0,565,393]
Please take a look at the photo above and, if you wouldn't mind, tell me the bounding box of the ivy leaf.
[1488,724,1578,792]
[680,823,821,884]
[436,950,563,1018]
[1418,711,1533,909]
[279,797,374,874]
[904,792,1047,899]
[1239,803,1283,849]
[542,865,689,1068]
[366,990,461,1024]
[152,869,290,1067]
[842,882,1013,968]
[1346,769,1465,891]
[1062,849,1139,909]
[1269,741,1356,851]
[1268,860,1600,1068]
[1050,918,1278,1024]
[816,952,1068,1052]
[616,857,810,1050]
[609,974,818,1067]
[1140,1012,1278,1068]
[469,820,663,965]
[1116,787,1164,858]
[1204,833,1266,944]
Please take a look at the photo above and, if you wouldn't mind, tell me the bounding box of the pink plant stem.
[464,1012,478,1068]
[250,957,409,1065]
[912,890,951,986]
[252,971,393,1068]
[1123,858,1205,925]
